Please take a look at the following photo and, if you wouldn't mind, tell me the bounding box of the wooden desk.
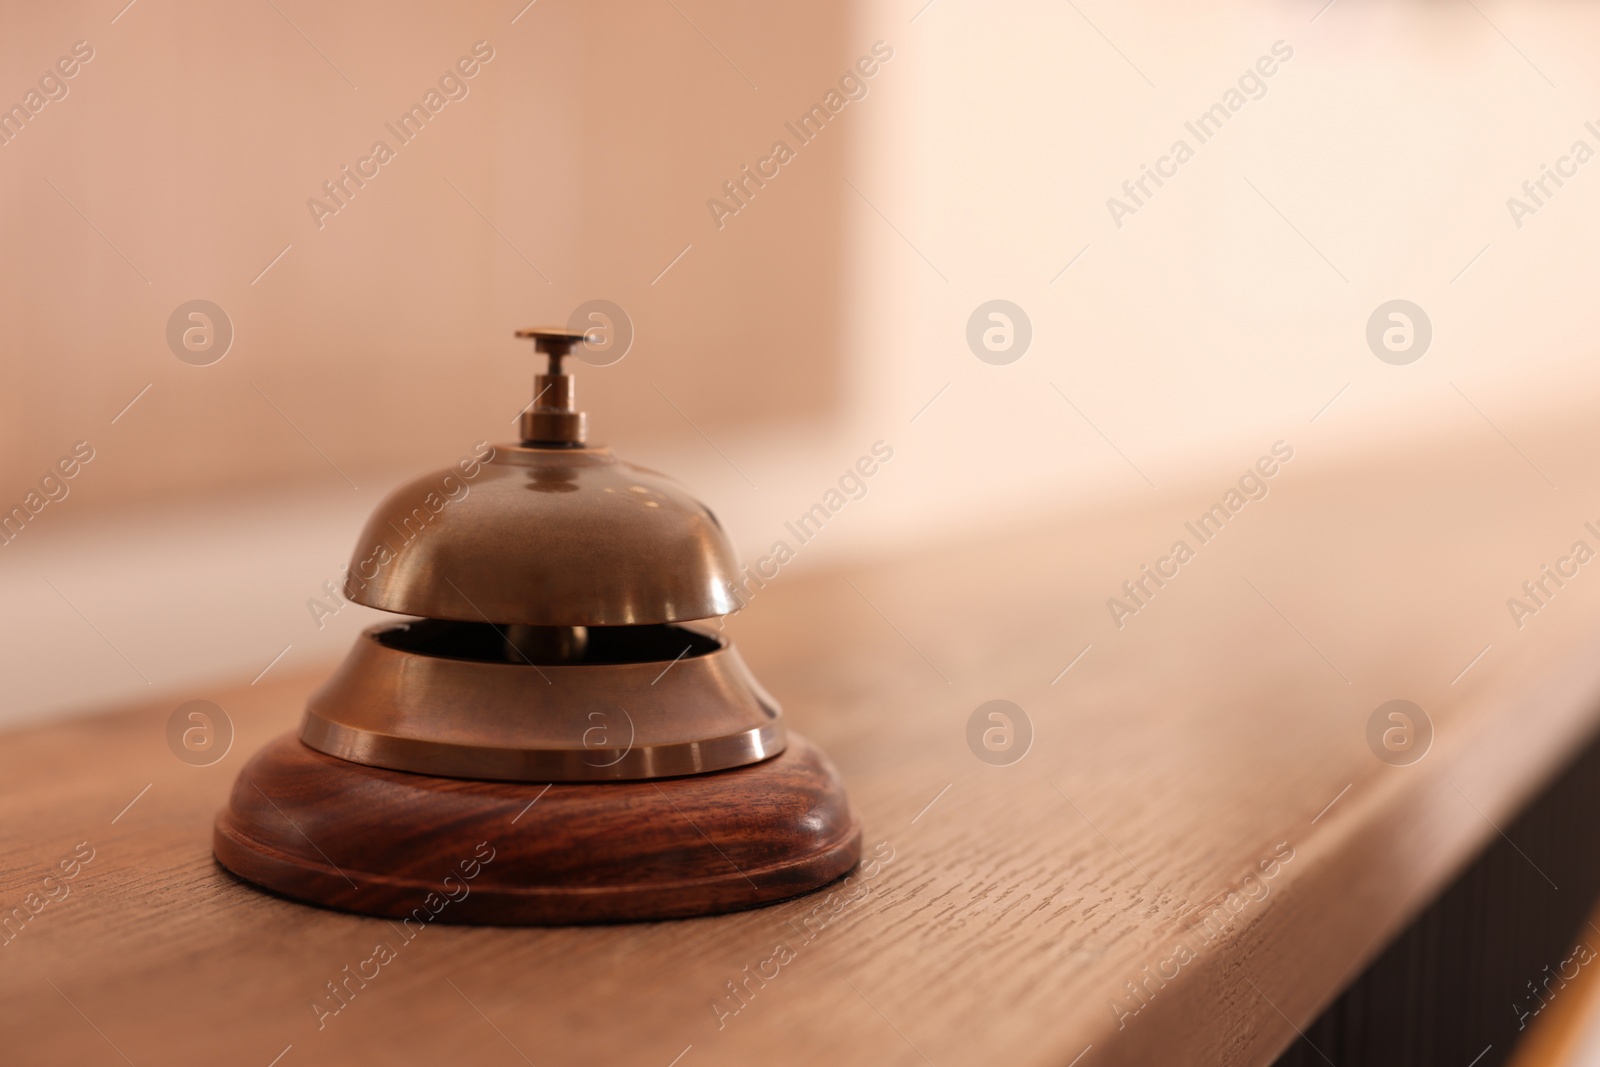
[6,423,1600,1066]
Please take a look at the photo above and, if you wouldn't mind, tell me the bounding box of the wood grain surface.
[6,420,1600,1066]
[213,732,861,924]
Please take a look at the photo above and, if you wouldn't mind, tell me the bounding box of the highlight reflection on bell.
[213,328,861,923]
[504,623,587,663]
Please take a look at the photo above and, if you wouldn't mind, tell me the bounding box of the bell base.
[213,732,861,925]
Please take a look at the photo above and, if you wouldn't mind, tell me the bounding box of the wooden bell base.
[213,732,861,925]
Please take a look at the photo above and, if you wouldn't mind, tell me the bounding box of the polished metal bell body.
[298,329,787,783]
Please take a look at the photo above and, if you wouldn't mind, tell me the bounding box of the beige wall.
[7,0,1600,725]
[8,0,1600,520]
[0,0,849,510]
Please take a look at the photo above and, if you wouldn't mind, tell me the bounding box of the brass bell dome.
[345,333,741,627]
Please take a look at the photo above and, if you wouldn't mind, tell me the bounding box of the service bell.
[214,328,861,923]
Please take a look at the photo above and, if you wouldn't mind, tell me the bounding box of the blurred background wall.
[3,0,1598,724]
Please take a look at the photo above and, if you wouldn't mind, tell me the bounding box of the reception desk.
[4,419,1600,1066]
